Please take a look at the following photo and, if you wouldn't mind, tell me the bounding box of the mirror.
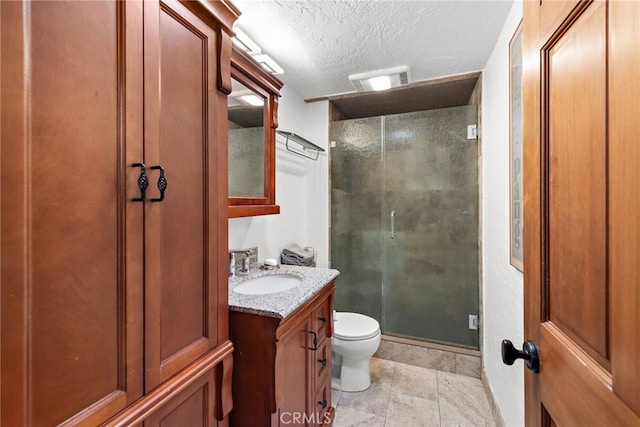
[228,47,283,218]
[228,78,265,197]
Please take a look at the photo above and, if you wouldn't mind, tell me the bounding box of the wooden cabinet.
[0,0,238,425]
[230,281,336,426]
[228,48,283,218]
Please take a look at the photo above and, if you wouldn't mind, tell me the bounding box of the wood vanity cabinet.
[230,281,336,426]
[1,0,238,425]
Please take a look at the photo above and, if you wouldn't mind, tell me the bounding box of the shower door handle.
[390,211,396,239]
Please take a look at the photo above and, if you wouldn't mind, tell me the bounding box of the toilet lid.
[333,312,380,341]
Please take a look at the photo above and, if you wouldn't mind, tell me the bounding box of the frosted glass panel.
[330,106,479,349]
[330,117,382,321]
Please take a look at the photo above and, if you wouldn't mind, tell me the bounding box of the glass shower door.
[329,106,479,349]
[330,117,383,322]
[382,106,479,348]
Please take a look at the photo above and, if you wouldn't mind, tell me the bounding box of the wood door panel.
[157,4,207,360]
[102,342,233,426]
[1,1,144,425]
[524,0,640,424]
[144,367,216,427]
[30,0,120,419]
[609,0,640,414]
[312,376,331,427]
[276,318,312,424]
[144,0,220,390]
[314,339,331,386]
[314,295,332,340]
[546,0,608,366]
[539,323,637,426]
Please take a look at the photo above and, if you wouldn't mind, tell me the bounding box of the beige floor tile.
[338,380,392,418]
[385,391,440,427]
[395,345,456,373]
[437,371,495,427]
[375,340,407,360]
[390,362,438,401]
[376,340,456,373]
[370,357,395,386]
[331,389,343,408]
[455,353,482,378]
[335,344,495,427]
[333,406,386,427]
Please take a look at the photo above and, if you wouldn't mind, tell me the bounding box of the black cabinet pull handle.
[150,165,167,202]
[318,400,328,409]
[318,316,327,324]
[501,339,540,373]
[318,358,327,367]
[308,331,318,351]
[132,163,149,202]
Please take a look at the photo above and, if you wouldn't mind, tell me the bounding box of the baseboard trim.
[481,369,507,427]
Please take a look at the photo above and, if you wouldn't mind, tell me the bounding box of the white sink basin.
[233,274,302,295]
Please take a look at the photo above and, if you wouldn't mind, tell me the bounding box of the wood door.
[143,0,227,390]
[523,0,640,425]
[0,1,144,425]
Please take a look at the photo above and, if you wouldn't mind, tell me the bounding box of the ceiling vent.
[349,66,411,92]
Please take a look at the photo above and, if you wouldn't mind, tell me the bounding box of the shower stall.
[330,106,479,349]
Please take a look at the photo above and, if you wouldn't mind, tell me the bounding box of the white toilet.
[331,311,381,392]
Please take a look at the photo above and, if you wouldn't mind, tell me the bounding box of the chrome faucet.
[228,252,237,277]
[229,250,252,277]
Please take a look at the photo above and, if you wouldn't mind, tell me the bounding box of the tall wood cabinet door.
[0,1,145,425]
[143,0,227,390]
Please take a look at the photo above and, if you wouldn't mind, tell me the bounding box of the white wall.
[228,85,330,267]
[481,1,524,426]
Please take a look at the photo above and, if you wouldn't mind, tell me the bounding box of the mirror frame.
[228,47,283,218]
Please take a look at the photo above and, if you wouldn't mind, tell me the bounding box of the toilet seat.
[333,312,380,341]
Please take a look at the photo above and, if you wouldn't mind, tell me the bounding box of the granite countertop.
[228,265,339,319]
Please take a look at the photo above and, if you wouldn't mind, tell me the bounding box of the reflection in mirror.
[228,78,265,197]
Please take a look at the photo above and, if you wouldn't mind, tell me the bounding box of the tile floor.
[374,340,482,379]
[331,357,496,427]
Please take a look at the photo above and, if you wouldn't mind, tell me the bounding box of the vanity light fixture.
[238,94,264,107]
[349,66,411,92]
[231,28,262,55]
[231,26,284,75]
[252,54,284,75]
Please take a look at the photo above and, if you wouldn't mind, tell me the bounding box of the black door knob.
[501,339,540,373]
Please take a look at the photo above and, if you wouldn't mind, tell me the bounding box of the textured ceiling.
[231,0,514,100]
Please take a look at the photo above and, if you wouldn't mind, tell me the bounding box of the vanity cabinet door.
[314,296,333,341]
[277,316,314,426]
[314,340,332,390]
[312,376,334,427]
[310,295,334,427]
